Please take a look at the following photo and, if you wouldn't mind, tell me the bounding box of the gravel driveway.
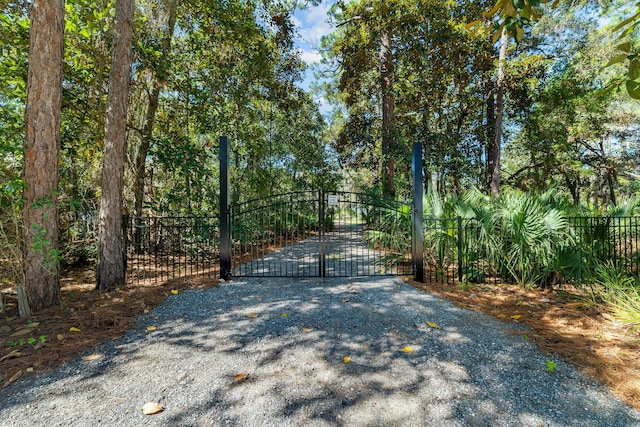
[1,274,639,426]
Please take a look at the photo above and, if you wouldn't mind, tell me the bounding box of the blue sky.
[292,1,337,114]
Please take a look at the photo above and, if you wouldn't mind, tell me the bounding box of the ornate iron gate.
[227,191,413,278]
[219,137,424,281]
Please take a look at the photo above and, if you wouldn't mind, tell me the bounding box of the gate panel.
[231,191,321,277]
[324,192,412,277]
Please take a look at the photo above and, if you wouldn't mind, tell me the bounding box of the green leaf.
[604,53,628,68]
[611,12,640,33]
[630,59,640,81]
[626,80,640,99]
[617,42,632,53]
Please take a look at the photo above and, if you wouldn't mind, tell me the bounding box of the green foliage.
[6,335,47,347]
[545,359,558,374]
[493,190,574,286]
[324,0,494,194]
[594,262,640,329]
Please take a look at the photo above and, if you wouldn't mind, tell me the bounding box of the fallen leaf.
[146,326,157,331]
[565,301,587,308]
[171,289,179,295]
[343,356,351,363]
[164,293,169,297]
[56,334,65,341]
[342,299,350,303]
[141,402,164,415]
[26,367,33,372]
[143,309,150,314]
[497,313,507,319]
[397,285,401,289]
[69,327,81,332]
[256,297,263,301]
[281,312,288,317]
[302,328,313,333]
[245,313,259,318]
[0,349,22,362]
[426,321,440,329]
[401,346,413,353]
[510,314,522,320]
[7,370,22,385]
[10,328,34,337]
[233,373,249,382]
[82,354,103,361]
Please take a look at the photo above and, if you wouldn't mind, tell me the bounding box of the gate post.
[319,189,325,278]
[412,142,424,283]
[219,136,232,280]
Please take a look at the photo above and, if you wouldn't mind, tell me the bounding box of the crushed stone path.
[1,275,639,426]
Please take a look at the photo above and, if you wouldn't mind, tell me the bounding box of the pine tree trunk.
[96,0,134,291]
[22,0,65,313]
[485,80,496,187]
[379,28,395,199]
[491,29,508,199]
[133,0,178,225]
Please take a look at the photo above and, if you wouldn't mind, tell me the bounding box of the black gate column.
[219,136,231,280]
[319,189,325,278]
[412,142,424,282]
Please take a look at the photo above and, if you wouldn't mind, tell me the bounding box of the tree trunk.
[22,0,65,314]
[96,0,134,291]
[133,0,178,223]
[379,28,395,199]
[485,80,496,188]
[490,29,508,199]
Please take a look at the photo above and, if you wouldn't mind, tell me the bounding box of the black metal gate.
[228,191,413,278]
[218,137,424,281]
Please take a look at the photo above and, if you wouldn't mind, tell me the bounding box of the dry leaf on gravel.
[69,327,81,332]
[6,370,22,385]
[81,354,103,361]
[245,313,259,319]
[343,356,351,363]
[302,328,313,333]
[426,321,440,329]
[233,373,249,382]
[141,402,164,415]
[401,346,414,353]
[146,326,157,331]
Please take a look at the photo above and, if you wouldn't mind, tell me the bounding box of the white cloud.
[300,49,322,64]
[294,1,335,47]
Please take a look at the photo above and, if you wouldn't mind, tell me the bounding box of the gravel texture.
[1,275,639,426]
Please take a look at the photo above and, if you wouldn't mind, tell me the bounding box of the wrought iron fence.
[423,216,640,286]
[124,216,220,286]
[123,212,640,287]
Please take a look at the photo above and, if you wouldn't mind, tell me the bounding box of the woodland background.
[1,0,640,318]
